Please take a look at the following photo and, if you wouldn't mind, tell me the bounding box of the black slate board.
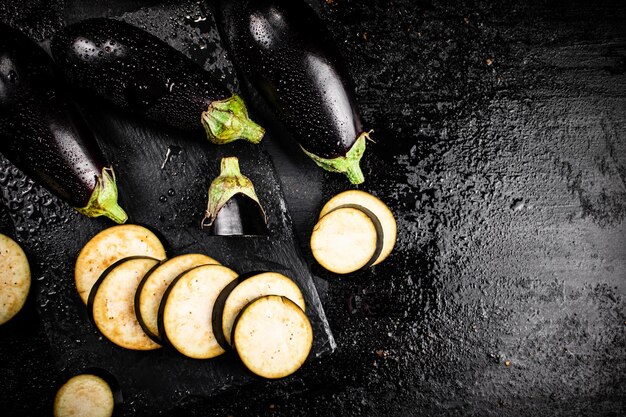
[0,1,334,414]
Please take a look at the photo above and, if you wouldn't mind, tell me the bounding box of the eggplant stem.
[301,132,369,184]
[201,94,265,145]
[76,167,128,224]
[202,157,266,228]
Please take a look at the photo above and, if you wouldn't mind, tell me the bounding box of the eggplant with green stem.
[215,0,370,184]
[202,157,268,236]
[51,18,264,145]
[0,22,127,223]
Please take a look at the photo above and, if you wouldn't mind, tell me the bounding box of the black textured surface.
[1,0,626,416]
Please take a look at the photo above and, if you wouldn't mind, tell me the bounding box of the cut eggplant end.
[320,191,396,265]
[75,224,166,304]
[310,206,382,274]
[233,295,312,379]
[53,373,116,417]
[136,254,220,342]
[201,94,265,145]
[202,157,268,235]
[0,233,31,326]
[75,167,128,224]
[159,264,238,359]
[88,257,162,351]
[221,272,305,347]
[206,194,269,236]
[301,132,368,185]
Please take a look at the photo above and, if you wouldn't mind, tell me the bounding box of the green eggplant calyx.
[76,167,128,224]
[301,132,368,184]
[201,157,266,228]
[201,94,265,145]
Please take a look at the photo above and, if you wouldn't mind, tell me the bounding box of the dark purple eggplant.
[201,157,268,236]
[215,0,370,184]
[0,22,127,223]
[51,18,264,145]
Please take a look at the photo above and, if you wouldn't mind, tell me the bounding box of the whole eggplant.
[215,0,369,184]
[0,22,127,224]
[51,18,264,145]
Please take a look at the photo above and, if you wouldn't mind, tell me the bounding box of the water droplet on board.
[510,198,524,211]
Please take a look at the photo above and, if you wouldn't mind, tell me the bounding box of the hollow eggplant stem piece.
[201,94,265,145]
[202,157,266,229]
[301,131,369,184]
[76,167,128,224]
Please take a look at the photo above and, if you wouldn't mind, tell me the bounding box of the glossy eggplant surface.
[0,22,126,223]
[216,0,369,183]
[51,18,264,145]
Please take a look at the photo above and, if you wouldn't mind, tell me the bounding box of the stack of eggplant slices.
[74,224,311,380]
[70,187,395,373]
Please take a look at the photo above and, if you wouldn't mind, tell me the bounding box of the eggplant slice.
[158,264,238,359]
[0,233,31,325]
[233,295,312,379]
[319,190,396,265]
[88,257,161,351]
[75,225,166,304]
[53,373,116,417]
[310,206,383,274]
[135,253,220,342]
[213,272,305,348]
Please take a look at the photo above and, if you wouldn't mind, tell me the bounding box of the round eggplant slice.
[310,206,383,274]
[82,367,123,407]
[135,254,220,342]
[88,257,161,351]
[233,295,313,379]
[213,272,305,348]
[53,373,116,417]
[158,264,238,359]
[0,233,31,325]
[319,190,396,265]
[75,225,166,304]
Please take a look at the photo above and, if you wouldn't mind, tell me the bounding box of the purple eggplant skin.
[215,0,369,184]
[50,18,264,145]
[0,22,127,223]
[208,193,269,236]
